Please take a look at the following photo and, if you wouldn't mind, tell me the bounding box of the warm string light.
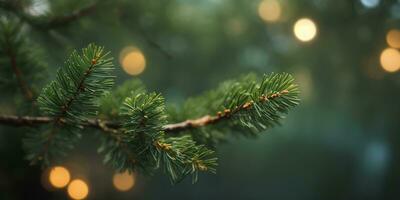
[380,48,400,73]
[48,166,71,188]
[113,171,135,191]
[293,18,317,42]
[386,29,400,49]
[119,46,146,76]
[67,179,89,200]
[26,0,50,16]
[258,0,281,23]
[45,166,91,199]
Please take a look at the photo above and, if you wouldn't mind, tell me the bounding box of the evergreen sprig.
[173,73,300,145]
[100,92,217,183]
[154,135,217,183]
[37,44,114,124]
[24,44,114,165]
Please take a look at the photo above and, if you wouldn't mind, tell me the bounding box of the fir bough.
[1,42,299,183]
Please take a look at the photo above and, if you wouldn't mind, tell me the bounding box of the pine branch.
[0,40,299,182]
[164,89,291,132]
[167,73,300,145]
[0,88,291,130]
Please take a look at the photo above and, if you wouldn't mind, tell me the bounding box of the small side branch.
[6,48,33,101]
[39,3,97,29]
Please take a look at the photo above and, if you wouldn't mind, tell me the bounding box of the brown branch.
[136,27,173,59]
[0,90,289,134]
[40,3,97,29]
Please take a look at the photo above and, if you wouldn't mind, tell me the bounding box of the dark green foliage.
[121,93,167,139]
[23,126,81,166]
[24,44,114,165]
[99,93,166,175]
[0,18,46,102]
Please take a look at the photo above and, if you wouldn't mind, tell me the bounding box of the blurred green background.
[1,0,400,199]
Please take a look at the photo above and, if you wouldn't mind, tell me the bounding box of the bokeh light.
[293,18,317,42]
[113,171,135,191]
[26,0,50,16]
[386,29,400,48]
[380,48,400,73]
[119,46,146,75]
[258,0,281,23]
[67,179,89,200]
[360,0,380,8]
[48,166,70,188]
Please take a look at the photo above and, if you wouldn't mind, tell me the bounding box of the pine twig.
[136,27,173,59]
[39,3,97,29]
[5,44,33,101]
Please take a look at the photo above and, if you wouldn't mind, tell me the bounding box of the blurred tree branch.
[0,0,97,29]
[136,27,173,59]
[0,0,173,58]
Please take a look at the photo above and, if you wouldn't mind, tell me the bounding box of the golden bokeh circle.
[48,166,70,188]
[258,0,281,23]
[113,171,135,191]
[119,46,146,76]
[380,48,400,73]
[67,179,89,200]
[386,29,400,49]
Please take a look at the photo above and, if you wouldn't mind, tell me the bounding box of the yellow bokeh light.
[48,166,70,188]
[293,18,317,42]
[386,29,400,48]
[113,171,135,191]
[119,46,146,76]
[67,179,89,200]
[380,48,400,73]
[258,0,281,23]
